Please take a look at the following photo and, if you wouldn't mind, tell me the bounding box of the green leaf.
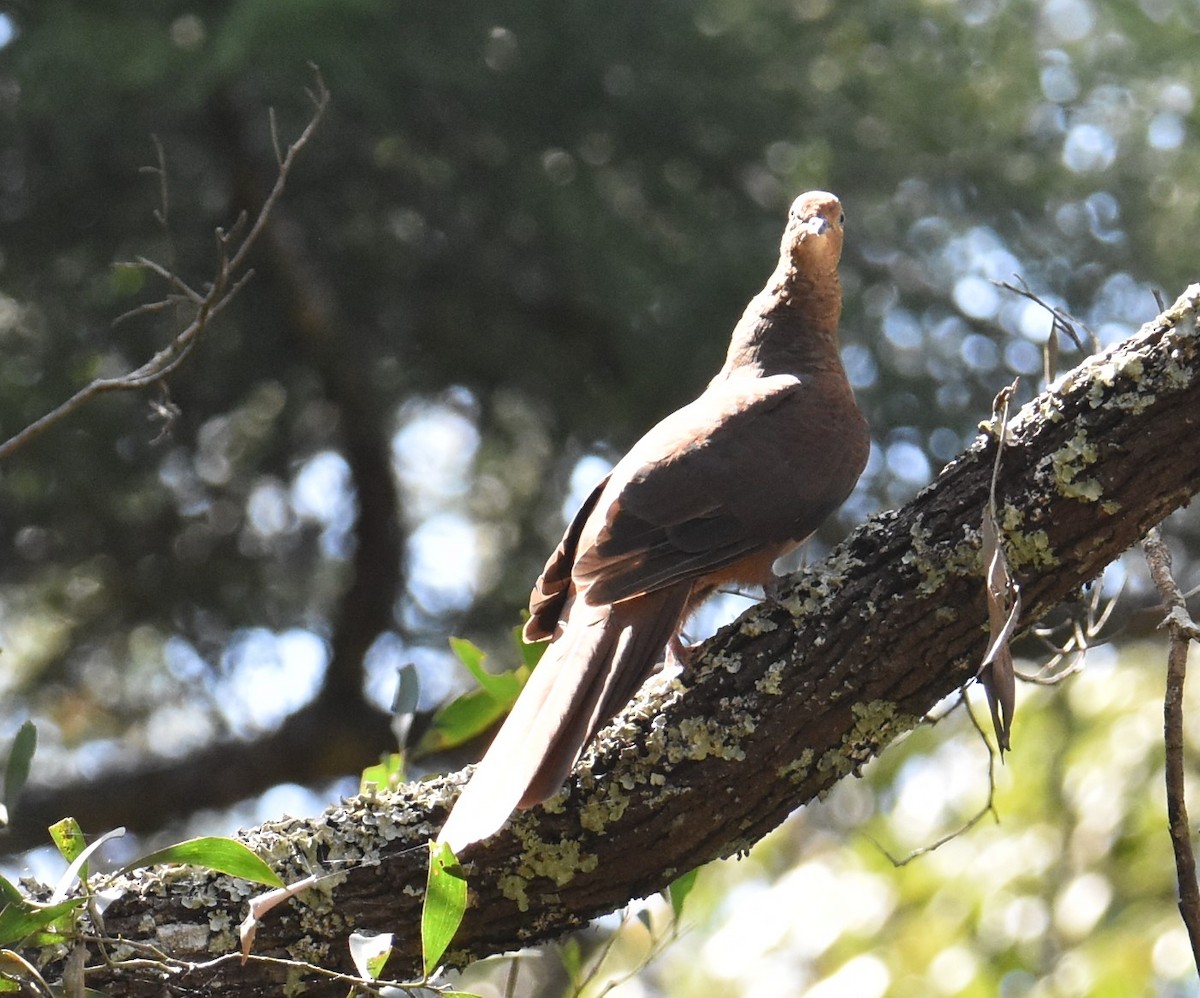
[120,836,283,888]
[416,637,532,754]
[449,637,520,700]
[559,936,583,985]
[51,827,126,902]
[47,817,87,866]
[0,876,24,908]
[360,753,407,794]
[0,896,86,947]
[415,687,510,754]
[422,840,468,979]
[3,721,36,809]
[513,622,547,671]
[668,866,700,921]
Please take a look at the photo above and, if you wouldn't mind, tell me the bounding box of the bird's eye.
[838,212,846,225]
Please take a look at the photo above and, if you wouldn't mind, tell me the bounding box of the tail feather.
[437,586,690,853]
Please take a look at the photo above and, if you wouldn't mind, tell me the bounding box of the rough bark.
[21,286,1200,996]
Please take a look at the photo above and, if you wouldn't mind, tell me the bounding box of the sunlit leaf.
[50,825,125,901]
[449,637,521,701]
[415,688,511,754]
[120,836,283,888]
[348,930,393,980]
[422,840,468,979]
[360,753,407,794]
[416,644,532,754]
[47,817,87,865]
[668,866,700,920]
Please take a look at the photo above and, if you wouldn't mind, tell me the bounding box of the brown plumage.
[437,191,869,853]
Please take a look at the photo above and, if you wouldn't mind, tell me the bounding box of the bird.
[437,191,870,853]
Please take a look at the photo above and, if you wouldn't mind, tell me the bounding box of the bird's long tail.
[436,586,690,853]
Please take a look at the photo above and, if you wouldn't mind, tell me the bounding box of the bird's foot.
[656,634,693,678]
[761,575,790,606]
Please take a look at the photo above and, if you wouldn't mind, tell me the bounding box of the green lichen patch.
[777,748,816,785]
[815,700,914,790]
[1043,428,1103,503]
[998,503,1058,570]
[497,829,600,911]
[901,520,981,595]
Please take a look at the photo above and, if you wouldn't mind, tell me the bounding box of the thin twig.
[0,66,330,464]
[1142,527,1200,976]
[995,276,1099,383]
[870,691,1001,867]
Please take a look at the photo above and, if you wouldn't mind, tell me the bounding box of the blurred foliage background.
[1,0,1199,993]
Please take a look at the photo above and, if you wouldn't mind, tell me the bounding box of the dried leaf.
[977,380,1021,752]
[239,874,319,962]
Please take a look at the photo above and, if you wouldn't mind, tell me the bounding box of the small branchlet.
[1142,527,1200,975]
[0,66,331,463]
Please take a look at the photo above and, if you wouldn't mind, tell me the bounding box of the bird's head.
[780,190,844,273]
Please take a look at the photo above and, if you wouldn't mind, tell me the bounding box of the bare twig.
[1142,527,1200,975]
[1019,580,1121,685]
[871,691,1001,867]
[0,67,330,463]
[995,276,1098,384]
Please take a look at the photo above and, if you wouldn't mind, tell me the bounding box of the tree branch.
[19,284,1200,995]
[0,68,330,463]
[1142,527,1200,971]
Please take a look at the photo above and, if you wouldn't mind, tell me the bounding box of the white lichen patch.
[777,547,864,619]
[740,614,778,638]
[578,785,631,832]
[155,921,210,954]
[1081,352,1144,404]
[498,874,531,912]
[900,521,944,594]
[674,715,752,763]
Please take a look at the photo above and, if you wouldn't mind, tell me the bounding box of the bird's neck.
[717,261,844,378]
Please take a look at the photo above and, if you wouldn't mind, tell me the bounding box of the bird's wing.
[574,372,866,605]
[524,474,610,641]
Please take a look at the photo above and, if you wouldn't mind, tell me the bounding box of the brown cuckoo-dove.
[437,191,869,853]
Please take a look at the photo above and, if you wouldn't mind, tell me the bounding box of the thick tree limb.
[20,285,1200,995]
